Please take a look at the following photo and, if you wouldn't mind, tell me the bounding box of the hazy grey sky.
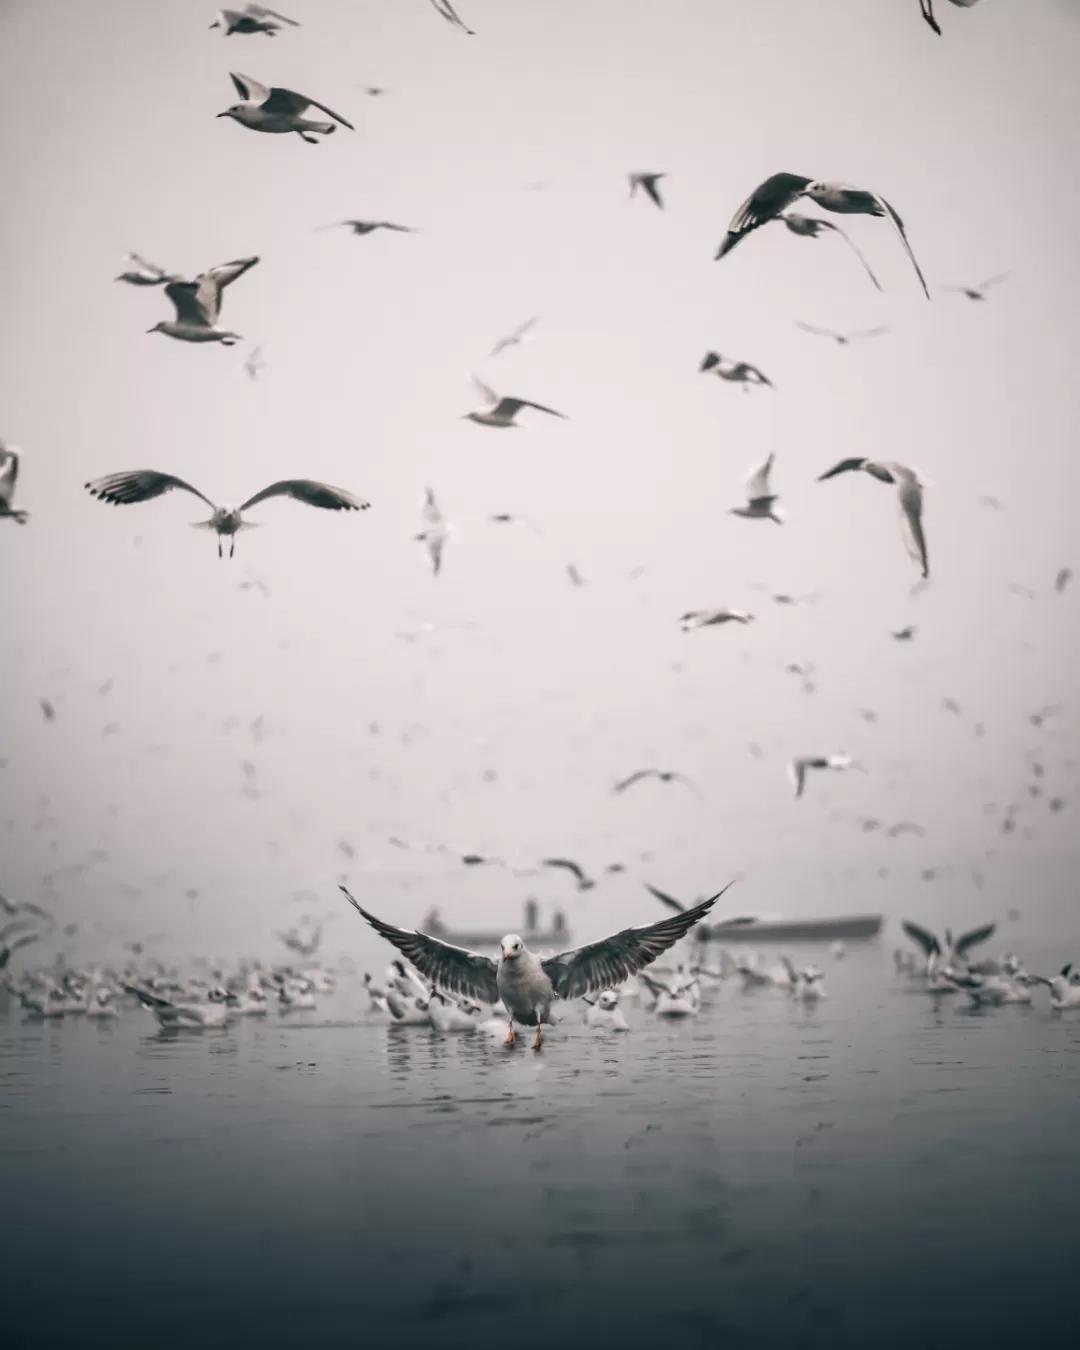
[2,0,1079,961]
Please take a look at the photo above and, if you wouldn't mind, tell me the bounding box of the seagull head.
[217,105,246,122]
[598,990,619,1010]
[500,934,525,961]
[146,321,169,336]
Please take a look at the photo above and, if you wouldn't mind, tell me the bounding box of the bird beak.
[145,326,156,334]
[215,111,229,118]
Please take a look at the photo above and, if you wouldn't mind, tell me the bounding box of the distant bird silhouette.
[39,699,57,723]
[940,271,1010,301]
[1054,568,1072,595]
[613,769,702,799]
[318,219,416,236]
[85,471,369,558]
[464,375,567,428]
[891,626,916,641]
[817,457,929,580]
[700,350,773,391]
[920,0,982,38]
[566,563,587,587]
[629,172,666,209]
[0,443,29,524]
[731,454,783,524]
[210,6,299,36]
[540,858,596,891]
[795,321,889,346]
[243,345,266,381]
[679,608,753,631]
[415,486,449,577]
[788,754,861,800]
[777,213,882,289]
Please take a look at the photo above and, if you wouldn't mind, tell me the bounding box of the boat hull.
[697,914,883,943]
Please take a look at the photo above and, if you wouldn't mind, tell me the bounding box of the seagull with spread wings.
[901,919,996,977]
[341,883,732,1047]
[613,769,702,799]
[317,219,417,236]
[0,442,30,524]
[147,256,259,345]
[940,272,1011,301]
[795,321,890,346]
[777,213,882,290]
[217,72,354,143]
[715,172,929,298]
[731,454,783,524]
[463,375,567,428]
[629,172,666,209]
[489,315,540,359]
[84,471,370,558]
[210,5,299,35]
[817,457,929,580]
[699,350,774,391]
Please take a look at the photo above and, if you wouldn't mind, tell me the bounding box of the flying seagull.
[415,486,449,577]
[613,769,702,799]
[317,219,417,236]
[788,754,861,800]
[699,351,773,391]
[817,457,929,580]
[901,919,995,975]
[940,272,1011,301]
[218,72,354,143]
[1054,568,1072,596]
[84,471,370,558]
[731,453,783,524]
[0,443,29,524]
[541,858,596,891]
[115,251,176,286]
[715,173,929,298]
[489,315,540,359]
[340,882,732,1047]
[629,172,666,209]
[679,609,753,631]
[464,375,567,428]
[920,0,981,37]
[430,0,474,35]
[210,5,299,35]
[243,345,266,380]
[777,213,882,290]
[795,322,890,346]
[147,256,259,345]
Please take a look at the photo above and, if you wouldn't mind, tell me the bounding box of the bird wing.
[164,279,213,327]
[0,444,18,505]
[85,470,216,510]
[901,920,940,956]
[122,984,174,1010]
[853,326,890,340]
[230,72,270,104]
[193,256,259,324]
[977,271,1011,291]
[795,322,839,340]
[955,922,996,955]
[788,759,808,798]
[498,398,568,420]
[895,473,929,579]
[541,858,586,883]
[642,175,665,209]
[817,457,867,481]
[238,480,370,512]
[639,972,671,997]
[430,0,475,33]
[716,172,813,259]
[125,251,167,279]
[865,191,930,299]
[542,886,732,1000]
[613,769,653,793]
[828,223,883,291]
[340,888,499,1002]
[249,5,300,22]
[262,85,355,130]
[645,884,687,915]
[422,487,444,526]
[470,373,499,407]
[745,454,775,499]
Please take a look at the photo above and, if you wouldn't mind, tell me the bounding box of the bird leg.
[217,537,223,559]
[229,537,236,559]
[533,1024,543,1050]
[504,1021,515,1046]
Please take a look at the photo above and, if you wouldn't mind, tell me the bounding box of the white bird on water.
[1033,965,1080,1010]
[217,73,354,143]
[731,454,783,524]
[84,471,370,558]
[210,6,299,36]
[679,608,754,631]
[700,351,774,391]
[464,375,568,428]
[340,883,732,1048]
[788,754,862,800]
[817,457,930,580]
[583,989,631,1031]
[147,256,260,346]
[1,443,30,524]
[715,172,929,298]
[777,213,882,290]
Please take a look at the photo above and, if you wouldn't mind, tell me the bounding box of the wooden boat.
[695,913,883,943]
[419,899,570,952]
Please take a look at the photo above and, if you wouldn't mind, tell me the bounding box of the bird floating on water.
[84,471,369,558]
[629,172,666,209]
[777,213,882,290]
[210,5,299,36]
[147,256,259,346]
[0,443,29,524]
[340,883,732,1048]
[715,172,929,298]
[731,454,783,524]
[218,72,354,143]
[817,457,929,580]
[700,351,773,391]
[464,375,567,428]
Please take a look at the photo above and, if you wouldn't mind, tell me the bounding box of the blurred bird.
[901,919,996,977]
[541,858,596,891]
[777,212,882,289]
[242,345,266,381]
[788,754,861,800]
[39,699,57,722]
[210,6,299,36]
[715,172,929,298]
[430,0,474,34]
[464,375,567,428]
[85,471,369,558]
[613,769,702,799]
[415,486,449,577]
[629,172,666,209]
[731,454,783,524]
[0,443,29,524]
[940,271,1010,300]
[317,219,416,236]
[699,350,773,391]
[817,457,929,580]
[489,315,540,358]
[920,0,983,37]
[566,563,587,587]
[114,251,176,286]
[1054,568,1072,595]
[147,256,259,345]
[583,989,631,1031]
[891,625,916,641]
[795,321,889,346]
[679,608,753,631]
[217,72,354,143]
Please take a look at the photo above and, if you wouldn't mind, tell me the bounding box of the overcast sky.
[2,0,1078,963]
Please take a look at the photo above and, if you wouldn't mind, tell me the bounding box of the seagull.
[629,172,666,209]
[901,919,996,977]
[115,251,176,286]
[788,754,861,800]
[1033,965,1080,1011]
[217,73,354,143]
[715,172,929,299]
[891,625,916,641]
[731,454,783,524]
[613,769,702,799]
[489,512,541,533]
[679,608,754,631]
[817,457,929,580]
[940,272,1010,301]
[317,219,417,236]
[340,883,731,1048]
[541,858,596,891]
[84,471,370,558]
[415,486,449,577]
[920,0,982,37]
[489,315,540,359]
[777,213,882,290]
[210,6,299,36]
[243,345,266,381]
[583,989,631,1031]
[428,989,482,1033]
[277,924,322,957]
[0,927,41,972]
[795,321,890,346]
[566,563,587,587]
[463,375,567,428]
[147,256,259,345]
[124,984,234,1028]
[0,443,29,524]
[1054,568,1072,595]
[430,0,474,34]
[699,351,773,391]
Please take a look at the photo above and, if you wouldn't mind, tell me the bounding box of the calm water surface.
[3,946,1079,1350]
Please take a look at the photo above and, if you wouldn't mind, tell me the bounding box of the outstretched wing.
[866,191,930,299]
[430,0,475,34]
[230,72,270,104]
[541,858,587,884]
[828,223,883,291]
[498,398,568,420]
[470,373,499,407]
[164,278,213,327]
[193,256,260,324]
[541,885,734,1000]
[239,480,370,512]
[796,321,839,340]
[977,271,1011,292]
[122,984,174,1010]
[817,457,868,482]
[901,919,940,956]
[645,884,687,915]
[853,326,890,341]
[745,453,775,500]
[263,85,355,130]
[613,769,653,793]
[339,887,499,1002]
[896,473,929,579]
[249,5,300,23]
[85,470,216,510]
[715,172,813,259]
[955,922,996,955]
